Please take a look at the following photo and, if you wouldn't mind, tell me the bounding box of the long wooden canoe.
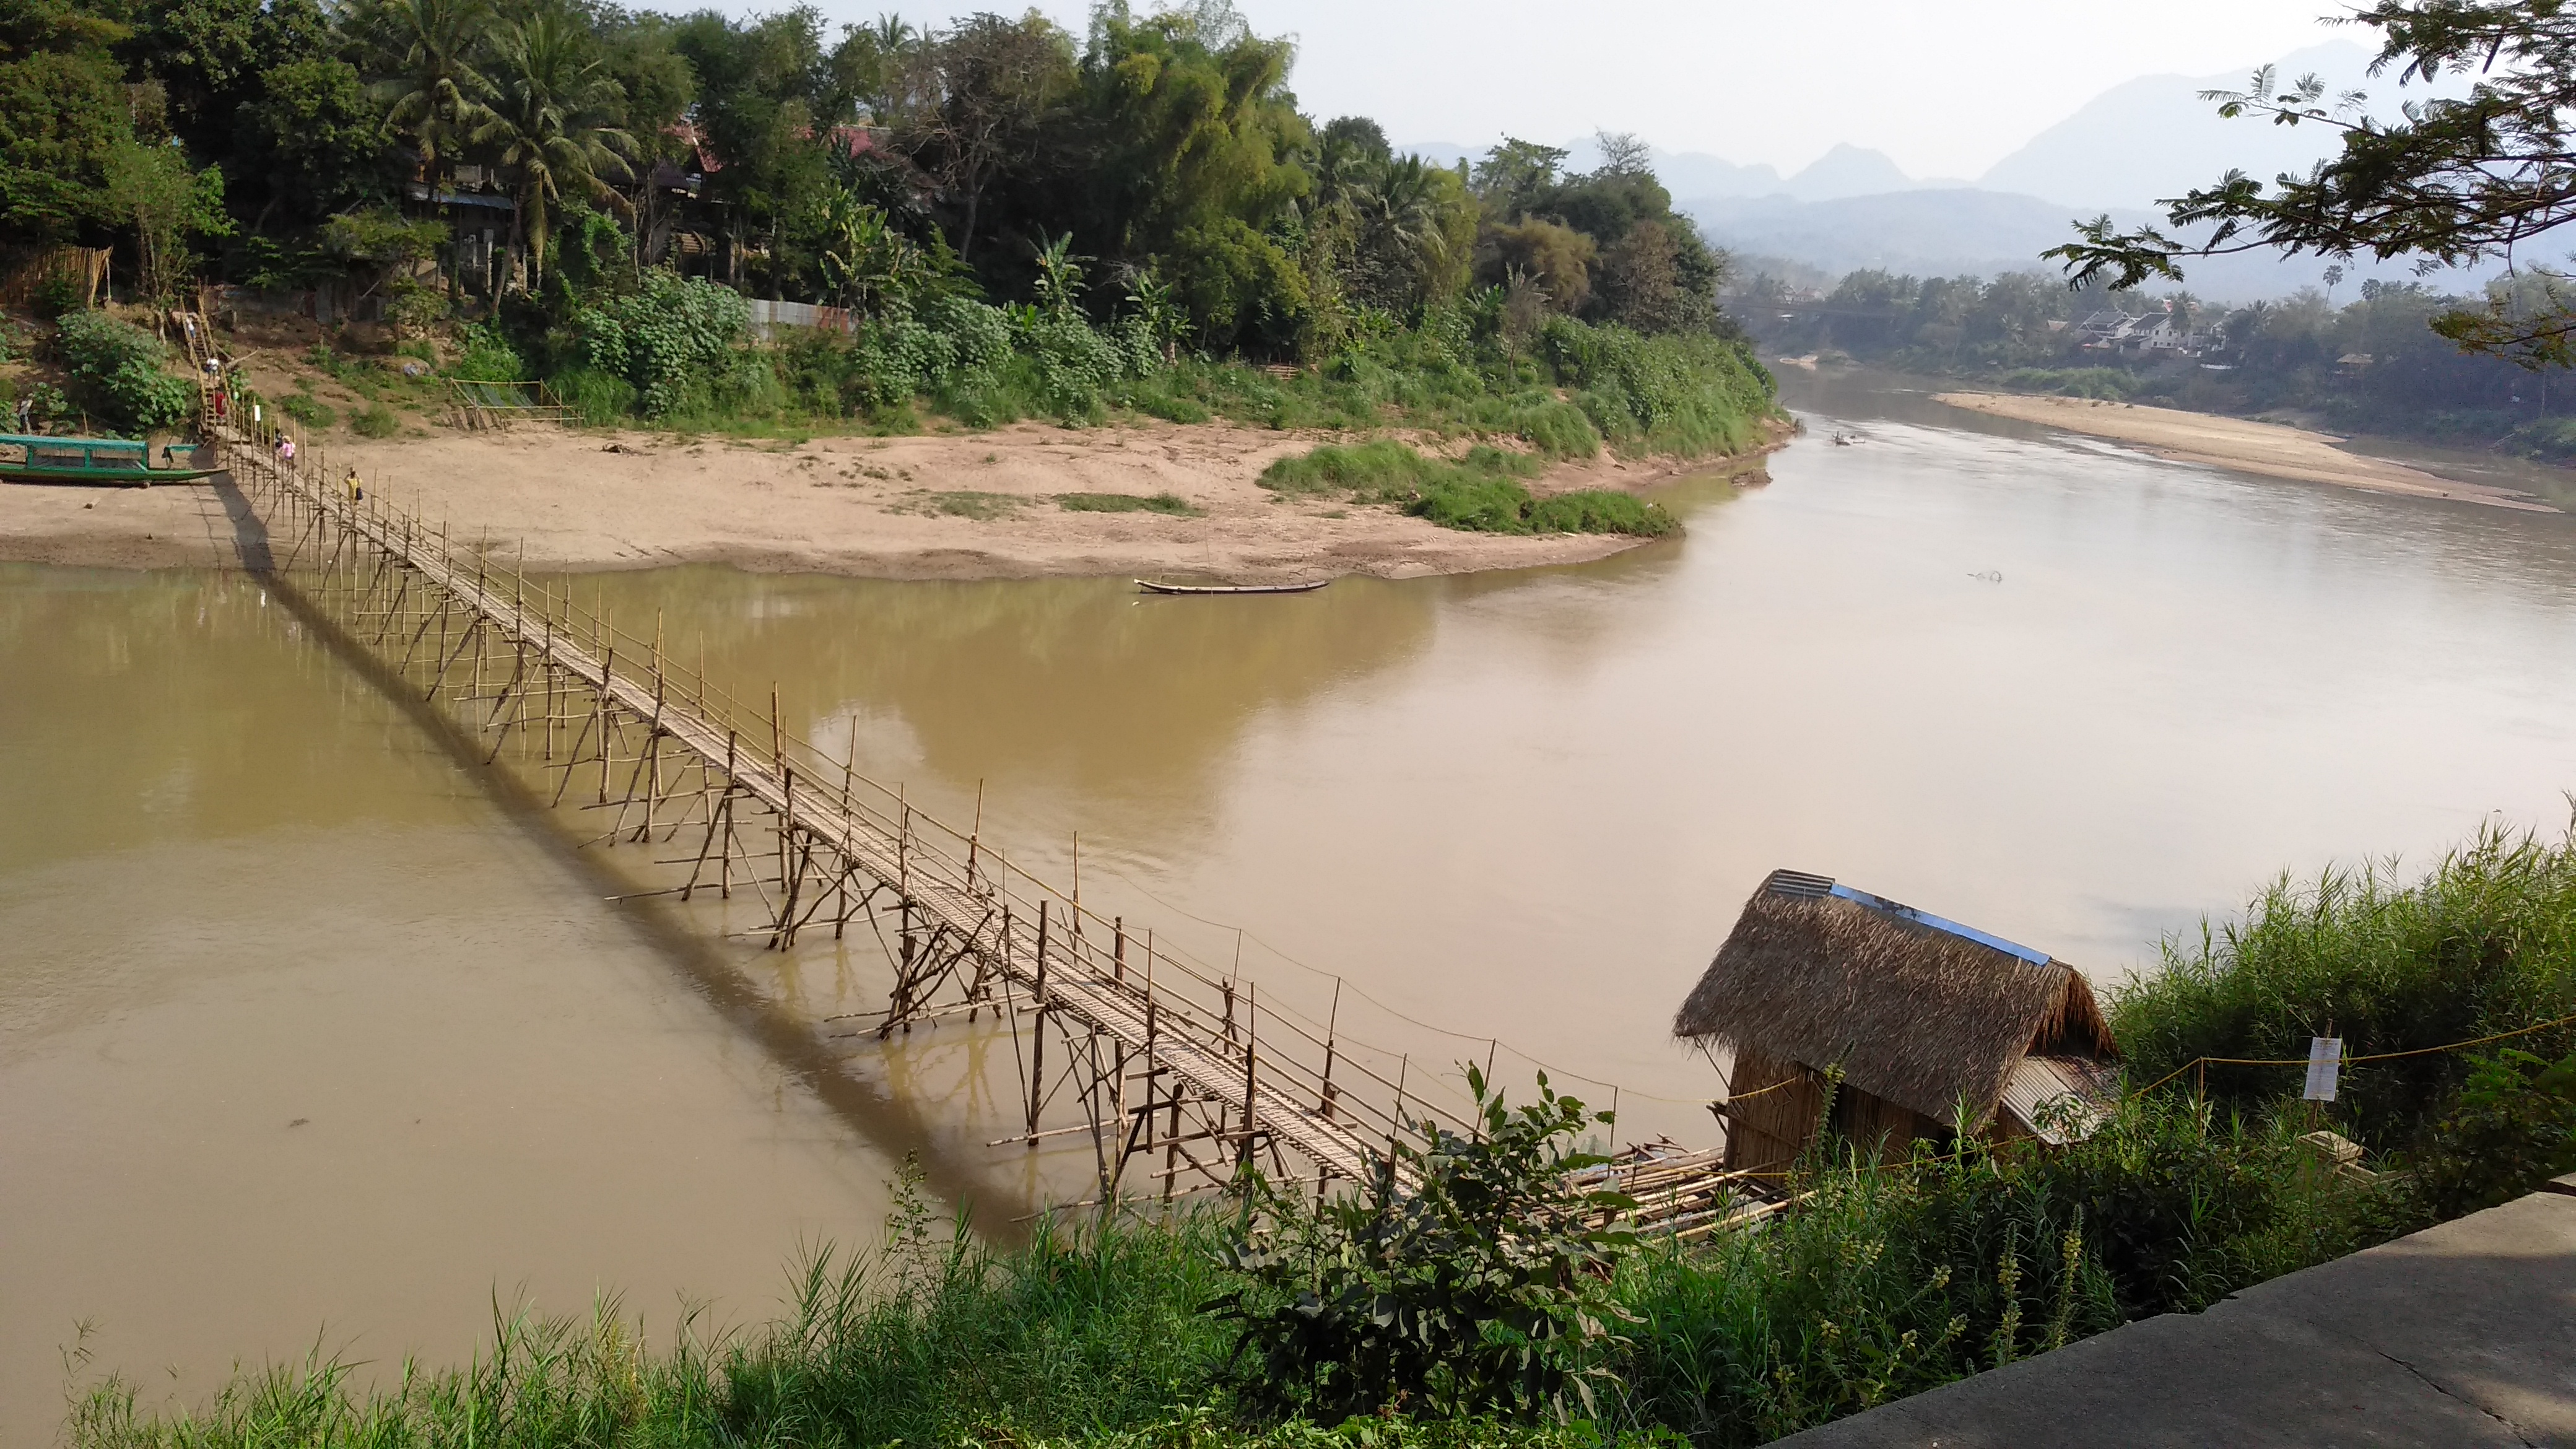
[1135,578,1329,596]
[1,433,220,484]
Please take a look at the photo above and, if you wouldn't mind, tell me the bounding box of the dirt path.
[1,418,1778,579]
[1934,392,2560,513]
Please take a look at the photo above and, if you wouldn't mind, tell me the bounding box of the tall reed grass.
[2110,820,2576,1148]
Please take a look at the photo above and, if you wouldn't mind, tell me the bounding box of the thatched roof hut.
[1675,869,2119,1176]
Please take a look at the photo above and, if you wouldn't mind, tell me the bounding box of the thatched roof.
[1674,870,2117,1129]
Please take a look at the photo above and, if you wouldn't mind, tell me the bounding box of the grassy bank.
[1261,442,1676,537]
[63,1102,2401,1449]
[67,822,2576,1448]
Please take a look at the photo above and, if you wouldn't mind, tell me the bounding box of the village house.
[1673,869,2122,1179]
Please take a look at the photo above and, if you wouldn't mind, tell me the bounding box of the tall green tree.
[1070,3,1311,350]
[0,0,134,240]
[906,11,1074,262]
[101,135,229,300]
[470,6,633,285]
[120,0,333,168]
[359,0,491,186]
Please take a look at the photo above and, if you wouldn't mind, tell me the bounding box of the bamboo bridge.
[172,313,1766,1222]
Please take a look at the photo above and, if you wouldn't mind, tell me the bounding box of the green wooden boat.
[1,433,219,484]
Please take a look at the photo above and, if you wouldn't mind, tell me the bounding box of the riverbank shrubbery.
[1998,367,2135,401]
[51,311,194,435]
[1261,442,1676,538]
[460,227,1775,489]
[2109,821,2576,1155]
[67,1052,2435,1449]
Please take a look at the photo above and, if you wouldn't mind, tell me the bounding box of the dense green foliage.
[1059,491,1199,515]
[1214,1070,1635,1421]
[1617,1096,2403,1443]
[575,268,751,415]
[61,1092,2408,1449]
[0,0,1775,497]
[2110,822,2576,1154]
[1262,441,1674,539]
[51,308,193,431]
[2412,1047,2576,1219]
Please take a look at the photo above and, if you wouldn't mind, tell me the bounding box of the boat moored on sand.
[1,434,219,485]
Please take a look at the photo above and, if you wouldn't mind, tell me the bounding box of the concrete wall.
[1775,1178,2576,1447]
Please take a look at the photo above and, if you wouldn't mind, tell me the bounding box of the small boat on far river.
[1,433,219,485]
[1135,578,1329,596]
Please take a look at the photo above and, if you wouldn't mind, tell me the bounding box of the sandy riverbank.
[1934,393,2561,513]
[0,419,1779,578]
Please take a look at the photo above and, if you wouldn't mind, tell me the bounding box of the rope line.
[2135,1010,2576,1096]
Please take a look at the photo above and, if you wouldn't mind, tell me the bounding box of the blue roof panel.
[1824,882,2053,966]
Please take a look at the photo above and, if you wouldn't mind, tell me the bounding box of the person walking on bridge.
[344,466,364,503]
[12,395,30,435]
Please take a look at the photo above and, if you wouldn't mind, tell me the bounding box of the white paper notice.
[2304,1037,2343,1102]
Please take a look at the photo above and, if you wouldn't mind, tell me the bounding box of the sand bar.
[0,419,1780,578]
[1935,391,2560,513]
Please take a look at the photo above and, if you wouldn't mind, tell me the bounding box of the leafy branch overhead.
[2047,0,2576,368]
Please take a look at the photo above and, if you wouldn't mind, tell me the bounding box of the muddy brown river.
[8,371,2576,1437]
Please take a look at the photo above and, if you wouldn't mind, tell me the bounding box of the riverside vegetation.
[1,0,1778,538]
[63,821,2576,1447]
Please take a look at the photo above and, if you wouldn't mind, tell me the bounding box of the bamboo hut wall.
[1833,1084,1939,1162]
[1723,1045,1824,1179]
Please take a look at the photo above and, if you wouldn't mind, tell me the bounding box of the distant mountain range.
[1403,41,2497,301]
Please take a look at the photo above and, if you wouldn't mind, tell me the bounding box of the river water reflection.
[8,371,2576,1434]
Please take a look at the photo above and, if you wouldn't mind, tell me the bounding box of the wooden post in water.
[1238,980,1259,1168]
[1110,916,1128,1160]
[1026,900,1051,1144]
[1321,978,1341,1123]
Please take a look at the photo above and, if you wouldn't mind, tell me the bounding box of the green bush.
[2002,367,2134,401]
[2412,1049,2576,1219]
[1537,318,1770,457]
[550,366,638,426]
[1613,1096,2403,1446]
[350,402,400,437]
[1509,400,1604,459]
[449,323,526,384]
[1057,492,1201,515]
[278,392,334,429]
[52,311,196,435]
[2109,823,2576,1151]
[1129,388,1213,424]
[576,271,752,415]
[33,274,83,319]
[1525,491,1673,535]
[1262,442,1674,537]
[1212,1069,1635,1422]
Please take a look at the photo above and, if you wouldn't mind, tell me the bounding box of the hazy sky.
[722,0,2364,179]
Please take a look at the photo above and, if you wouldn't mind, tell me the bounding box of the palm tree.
[364,0,494,186]
[471,8,635,287]
[1354,155,1460,304]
